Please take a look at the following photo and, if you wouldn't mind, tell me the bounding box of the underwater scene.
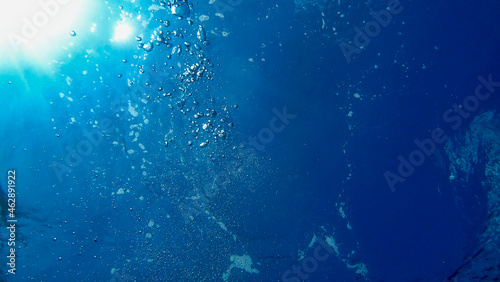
[1,0,500,281]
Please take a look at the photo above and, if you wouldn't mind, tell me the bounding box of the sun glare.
[112,22,132,42]
[0,0,88,70]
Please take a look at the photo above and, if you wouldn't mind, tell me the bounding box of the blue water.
[1,0,500,281]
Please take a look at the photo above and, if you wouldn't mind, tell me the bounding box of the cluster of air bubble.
[179,103,236,149]
[128,0,236,150]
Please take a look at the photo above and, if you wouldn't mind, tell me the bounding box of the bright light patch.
[112,22,132,42]
[0,0,88,70]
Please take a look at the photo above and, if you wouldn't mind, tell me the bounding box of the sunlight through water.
[0,0,89,70]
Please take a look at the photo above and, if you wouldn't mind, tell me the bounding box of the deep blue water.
[1,0,500,281]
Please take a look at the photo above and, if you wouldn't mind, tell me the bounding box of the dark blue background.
[1,0,500,281]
